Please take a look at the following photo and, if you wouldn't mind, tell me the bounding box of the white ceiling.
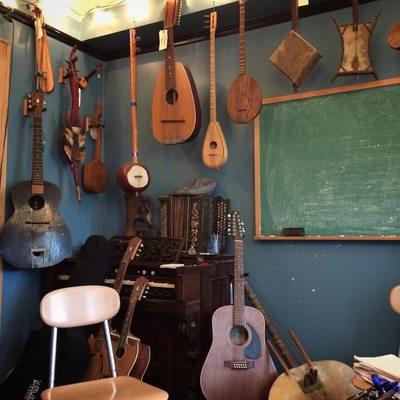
[8,0,236,41]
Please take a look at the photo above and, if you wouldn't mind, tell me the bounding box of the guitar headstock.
[228,211,246,240]
[164,0,183,29]
[132,275,149,302]
[129,28,142,56]
[203,11,217,33]
[121,236,143,265]
[25,91,46,118]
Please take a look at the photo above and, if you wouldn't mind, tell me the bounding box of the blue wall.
[0,19,104,379]
[104,0,400,365]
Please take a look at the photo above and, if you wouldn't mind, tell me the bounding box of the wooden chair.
[40,285,168,400]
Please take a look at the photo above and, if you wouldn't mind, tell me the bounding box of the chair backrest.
[40,285,120,328]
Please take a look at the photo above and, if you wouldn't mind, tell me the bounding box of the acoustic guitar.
[200,212,277,400]
[226,0,262,124]
[83,99,107,193]
[0,92,71,268]
[202,11,228,170]
[85,237,144,380]
[116,28,150,194]
[151,0,202,144]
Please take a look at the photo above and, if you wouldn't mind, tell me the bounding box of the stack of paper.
[354,354,400,384]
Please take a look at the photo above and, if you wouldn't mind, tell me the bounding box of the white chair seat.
[41,376,168,400]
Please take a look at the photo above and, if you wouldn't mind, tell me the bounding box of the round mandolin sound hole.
[229,325,249,346]
[28,195,45,210]
[115,347,126,358]
[166,89,178,105]
[210,141,217,149]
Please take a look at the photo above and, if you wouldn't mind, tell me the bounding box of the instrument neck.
[130,29,139,164]
[93,126,103,162]
[352,0,359,24]
[69,69,80,127]
[119,293,138,346]
[210,30,217,122]
[165,28,176,90]
[233,240,245,326]
[31,116,44,194]
[239,2,246,75]
[291,0,299,32]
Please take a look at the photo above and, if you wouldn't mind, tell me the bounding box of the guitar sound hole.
[166,89,178,105]
[210,141,217,149]
[115,347,125,358]
[229,325,249,346]
[28,195,45,210]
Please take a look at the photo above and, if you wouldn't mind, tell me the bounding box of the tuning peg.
[136,36,141,42]
[140,243,144,247]
[136,47,141,54]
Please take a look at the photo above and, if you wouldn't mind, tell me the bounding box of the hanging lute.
[151,0,202,144]
[227,0,262,124]
[117,28,150,194]
[202,11,228,170]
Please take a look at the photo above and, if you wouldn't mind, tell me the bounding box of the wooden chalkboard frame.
[254,77,400,241]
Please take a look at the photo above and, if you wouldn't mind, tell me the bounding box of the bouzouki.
[83,99,106,193]
[0,92,71,268]
[117,28,150,194]
[226,0,262,124]
[200,212,277,399]
[202,12,228,170]
[151,0,201,144]
[85,236,144,380]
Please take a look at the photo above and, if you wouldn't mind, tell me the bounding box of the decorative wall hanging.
[269,0,321,91]
[332,0,380,82]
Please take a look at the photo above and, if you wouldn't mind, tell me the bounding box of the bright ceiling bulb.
[2,0,17,7]
[92,7,114,24]
[41,0,70,20]
[126,0,150,21]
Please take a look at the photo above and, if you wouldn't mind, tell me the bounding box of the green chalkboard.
[254,78,400,240]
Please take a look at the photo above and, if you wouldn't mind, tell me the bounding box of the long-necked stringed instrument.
[202,11,228,170]
[227,0,262,124]
[86,236,146,380]
[117,28,150,194]
[200,212,277,399]
[83,99,106,193]
[151,0,201,144]
[0,92,71,268]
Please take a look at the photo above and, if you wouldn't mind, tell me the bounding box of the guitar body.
[85,333,109,381]
[152,61,201,144]
[202,121,228,169]
[0,181,71,268]
[201,305,277,400]
[130,343,151,380]
[227,73,262,124]
[388,20,400,49]
[83,160,107,193]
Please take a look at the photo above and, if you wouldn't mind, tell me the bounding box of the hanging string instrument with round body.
[116,28,150,194]
[226,0,262,124]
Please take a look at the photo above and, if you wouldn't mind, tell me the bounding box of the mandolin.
[116,28,150,194]
[202,11,228,170]
[85,236,146,380]
[83,99,106,193]
[151,0,202,144]
[227,0,262,124]
[200,212,277,399]
[0,92,71,269]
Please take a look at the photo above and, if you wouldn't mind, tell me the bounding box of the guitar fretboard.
[32,116,44,190]
[239,2,247,75]
[210,28,217,121]
[233,240,245,326]
[165,28,176,90]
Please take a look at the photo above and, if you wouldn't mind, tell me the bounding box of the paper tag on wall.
[298,0,309,6]
[159,30,168,51]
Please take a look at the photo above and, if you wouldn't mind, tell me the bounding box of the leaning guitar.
[86,237,150,380]
[151,0,201,144]
[0,92,71,268]
[200,211,277,400]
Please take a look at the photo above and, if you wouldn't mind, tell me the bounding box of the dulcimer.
[117,28,150,194]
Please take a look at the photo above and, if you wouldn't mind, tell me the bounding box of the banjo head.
[116,162,150,193]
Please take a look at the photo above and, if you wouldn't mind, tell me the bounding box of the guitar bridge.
[224,360,255,370]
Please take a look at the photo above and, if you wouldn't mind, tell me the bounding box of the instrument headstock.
[132,275,149,302]
[203,11,217,33]
[228,211,246,240]
[121,236,143,265]
[164,0,183,29]
[25,91,46,118]
[129,28,142,56]
[239,0,247,5]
